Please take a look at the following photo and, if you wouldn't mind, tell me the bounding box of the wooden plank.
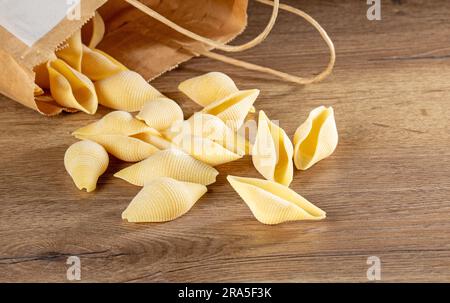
[1,0,450,282]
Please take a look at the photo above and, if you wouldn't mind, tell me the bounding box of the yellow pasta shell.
[171,134,242,166]
[122,177,207,223]
[131,130,173,150]
[227,175,326,225]
[166,113,249,155]
[47,59,98,114]
[202,89,259,130]
[81,45,127,81]
[95,70,164,112]
[56,30,83,71]
[179,72,239,107]
[72,111,153,137]
[136,98,184,131]
[115,148,218,186]
[252,111,294,186]
[64,140,109,192]
[293,106,338,170]
[77,134,159,162]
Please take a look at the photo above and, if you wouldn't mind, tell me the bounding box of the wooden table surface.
[1,0,450,282]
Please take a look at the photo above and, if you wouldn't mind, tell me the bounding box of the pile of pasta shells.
[56,15,338,225]
[64,70,338,225]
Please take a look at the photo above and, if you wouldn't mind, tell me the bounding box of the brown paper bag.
[0,0,248,115]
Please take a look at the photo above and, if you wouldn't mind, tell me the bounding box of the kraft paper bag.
[0,0,248,115]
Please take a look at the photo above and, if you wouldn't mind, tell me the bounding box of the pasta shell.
[34,62,51,89]
[34,84,44,96]
[165,113,249,155]
[72,111,153,137]
[179,72,256,113]
[81,45,127,81]
[227,175,326,225]
[95,70,164,112]
[171,134,242,166]
[293,106,338,170]
[56,30,83,71]
[77,134,159,162]
[131,131,173,150]
[64,140,109,192]
[47,59,98,114]
[202,89,259,130]
[115,148,218,186]
[179,72,239,107]
[136,98,184,131]
[122,177,207,223]
[252,111,294,186]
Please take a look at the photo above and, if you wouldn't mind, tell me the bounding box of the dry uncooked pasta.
[95,70,164,112]
[81,46,128,81]
[115,148,218,186]
[164,112,249,155]
[76,133,159,162]
[201,89,260,131]
[171,133,243,166]
[293,106,338,170]
[252,111,294,186]
[64,140,109,192]
[72,111,154,137]
[136,98,184,131]
[227,175,326,225]
[122,177,207,223]
[47,59,98,114]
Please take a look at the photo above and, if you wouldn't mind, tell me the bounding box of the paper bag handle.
[124,0,335,84]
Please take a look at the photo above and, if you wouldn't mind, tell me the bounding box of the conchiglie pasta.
[56,30,83,71]
[47,59,98,114]
[77,133,159,162]
[136,98,184,131]
[252,111,294,186]
[122,177,207,223]
[202,89,259,130]
[94,70,164,112]
[293,106,338,170]
[114,148,218,186]
[227,175,326,225]
[165,113,249,155]
[81,45,127,81]
[64,140,109,192]
[179,72,239,107]
[171,134,242,166]
[131,130,173,150]
[72,111,153,137]
[85,12,105,49]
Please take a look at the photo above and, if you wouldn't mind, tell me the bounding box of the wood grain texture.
[1,0,450,282]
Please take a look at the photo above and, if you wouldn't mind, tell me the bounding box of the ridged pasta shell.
[165,113,249,155]
[171,134,242,166]
[252,111,294,186]
[227,175,326,225]
[64,140,109,192]
[95,70,164,112]
[131,131,173,150]
[293,106,338,170]
[202,89,259,130]
[122,177,207,223]
[179,72,239,107]
[115,148,218,186]
[72,111,153,137]
[47,59,98,114]
[77,134,159,162]
[136,98,184,131]
[56,31,83,71]
[81,46,127,81]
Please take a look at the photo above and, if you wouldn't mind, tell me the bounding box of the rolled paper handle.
[124,0,335,84]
